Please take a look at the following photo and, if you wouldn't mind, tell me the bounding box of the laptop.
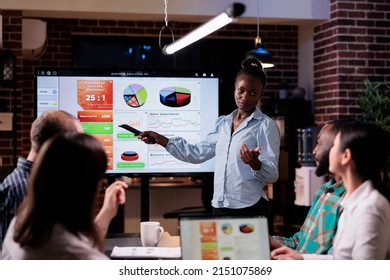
[179,214,270,260]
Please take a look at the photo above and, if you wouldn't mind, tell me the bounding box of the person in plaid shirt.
[270,119,347,254]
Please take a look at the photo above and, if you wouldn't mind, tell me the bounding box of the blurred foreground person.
[0,110,83,249]
[2,133,127,259]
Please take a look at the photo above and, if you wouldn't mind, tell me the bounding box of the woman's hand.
[139,131,169,147]
[94,180,128,239]
[240,144,262,170]
[102,180,128,218]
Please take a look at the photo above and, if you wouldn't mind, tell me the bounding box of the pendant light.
[245,0,274,68]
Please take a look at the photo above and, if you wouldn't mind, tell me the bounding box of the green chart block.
[201,242,218,250]
[82,122,113,134]
[117,133,138,140]
[117,162,145,169]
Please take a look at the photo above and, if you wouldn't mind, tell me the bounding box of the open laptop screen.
[179,215,270,260]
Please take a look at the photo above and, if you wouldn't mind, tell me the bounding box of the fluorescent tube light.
[162,3,245,55]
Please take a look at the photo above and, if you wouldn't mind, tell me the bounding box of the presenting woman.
[139,57,280,216]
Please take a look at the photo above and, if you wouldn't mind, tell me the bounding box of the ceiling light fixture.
[245,0,274,68]
[161,2,245,55]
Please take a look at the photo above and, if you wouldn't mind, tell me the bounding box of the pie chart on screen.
[123,84,147,108]
[159,86,191,107]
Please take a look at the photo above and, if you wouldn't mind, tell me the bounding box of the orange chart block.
[200,222,217,236]
[105,146,113,158]
[92,134,113,146]
[78,110,113,122]
[77,80,113,110]
[107,158,113,170]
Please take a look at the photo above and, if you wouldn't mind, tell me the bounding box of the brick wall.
[313,0,390,123]
[2,1,389,171]
[0,11,298,172]
[0,10,23,174]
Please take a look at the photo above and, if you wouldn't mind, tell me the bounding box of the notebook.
[111,246,181,259]
[179,214,270,260]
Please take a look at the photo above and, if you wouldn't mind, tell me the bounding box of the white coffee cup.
[140,221,164,247]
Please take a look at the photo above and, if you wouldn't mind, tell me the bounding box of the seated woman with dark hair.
[2,132,128,259]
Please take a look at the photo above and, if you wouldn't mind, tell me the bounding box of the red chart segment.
[123,84,147,108]
[159,86,191,107]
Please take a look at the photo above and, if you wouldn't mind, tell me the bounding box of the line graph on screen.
[148,111,200,131]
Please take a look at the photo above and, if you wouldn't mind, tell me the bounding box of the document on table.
[111,246,182,259]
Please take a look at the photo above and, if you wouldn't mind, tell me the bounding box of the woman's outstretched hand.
[240,144,262,170]
[139,131,169,147]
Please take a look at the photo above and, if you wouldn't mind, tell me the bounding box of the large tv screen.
[34,68,219,175]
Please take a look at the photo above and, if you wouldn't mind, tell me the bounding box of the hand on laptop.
[271,246,303,260]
